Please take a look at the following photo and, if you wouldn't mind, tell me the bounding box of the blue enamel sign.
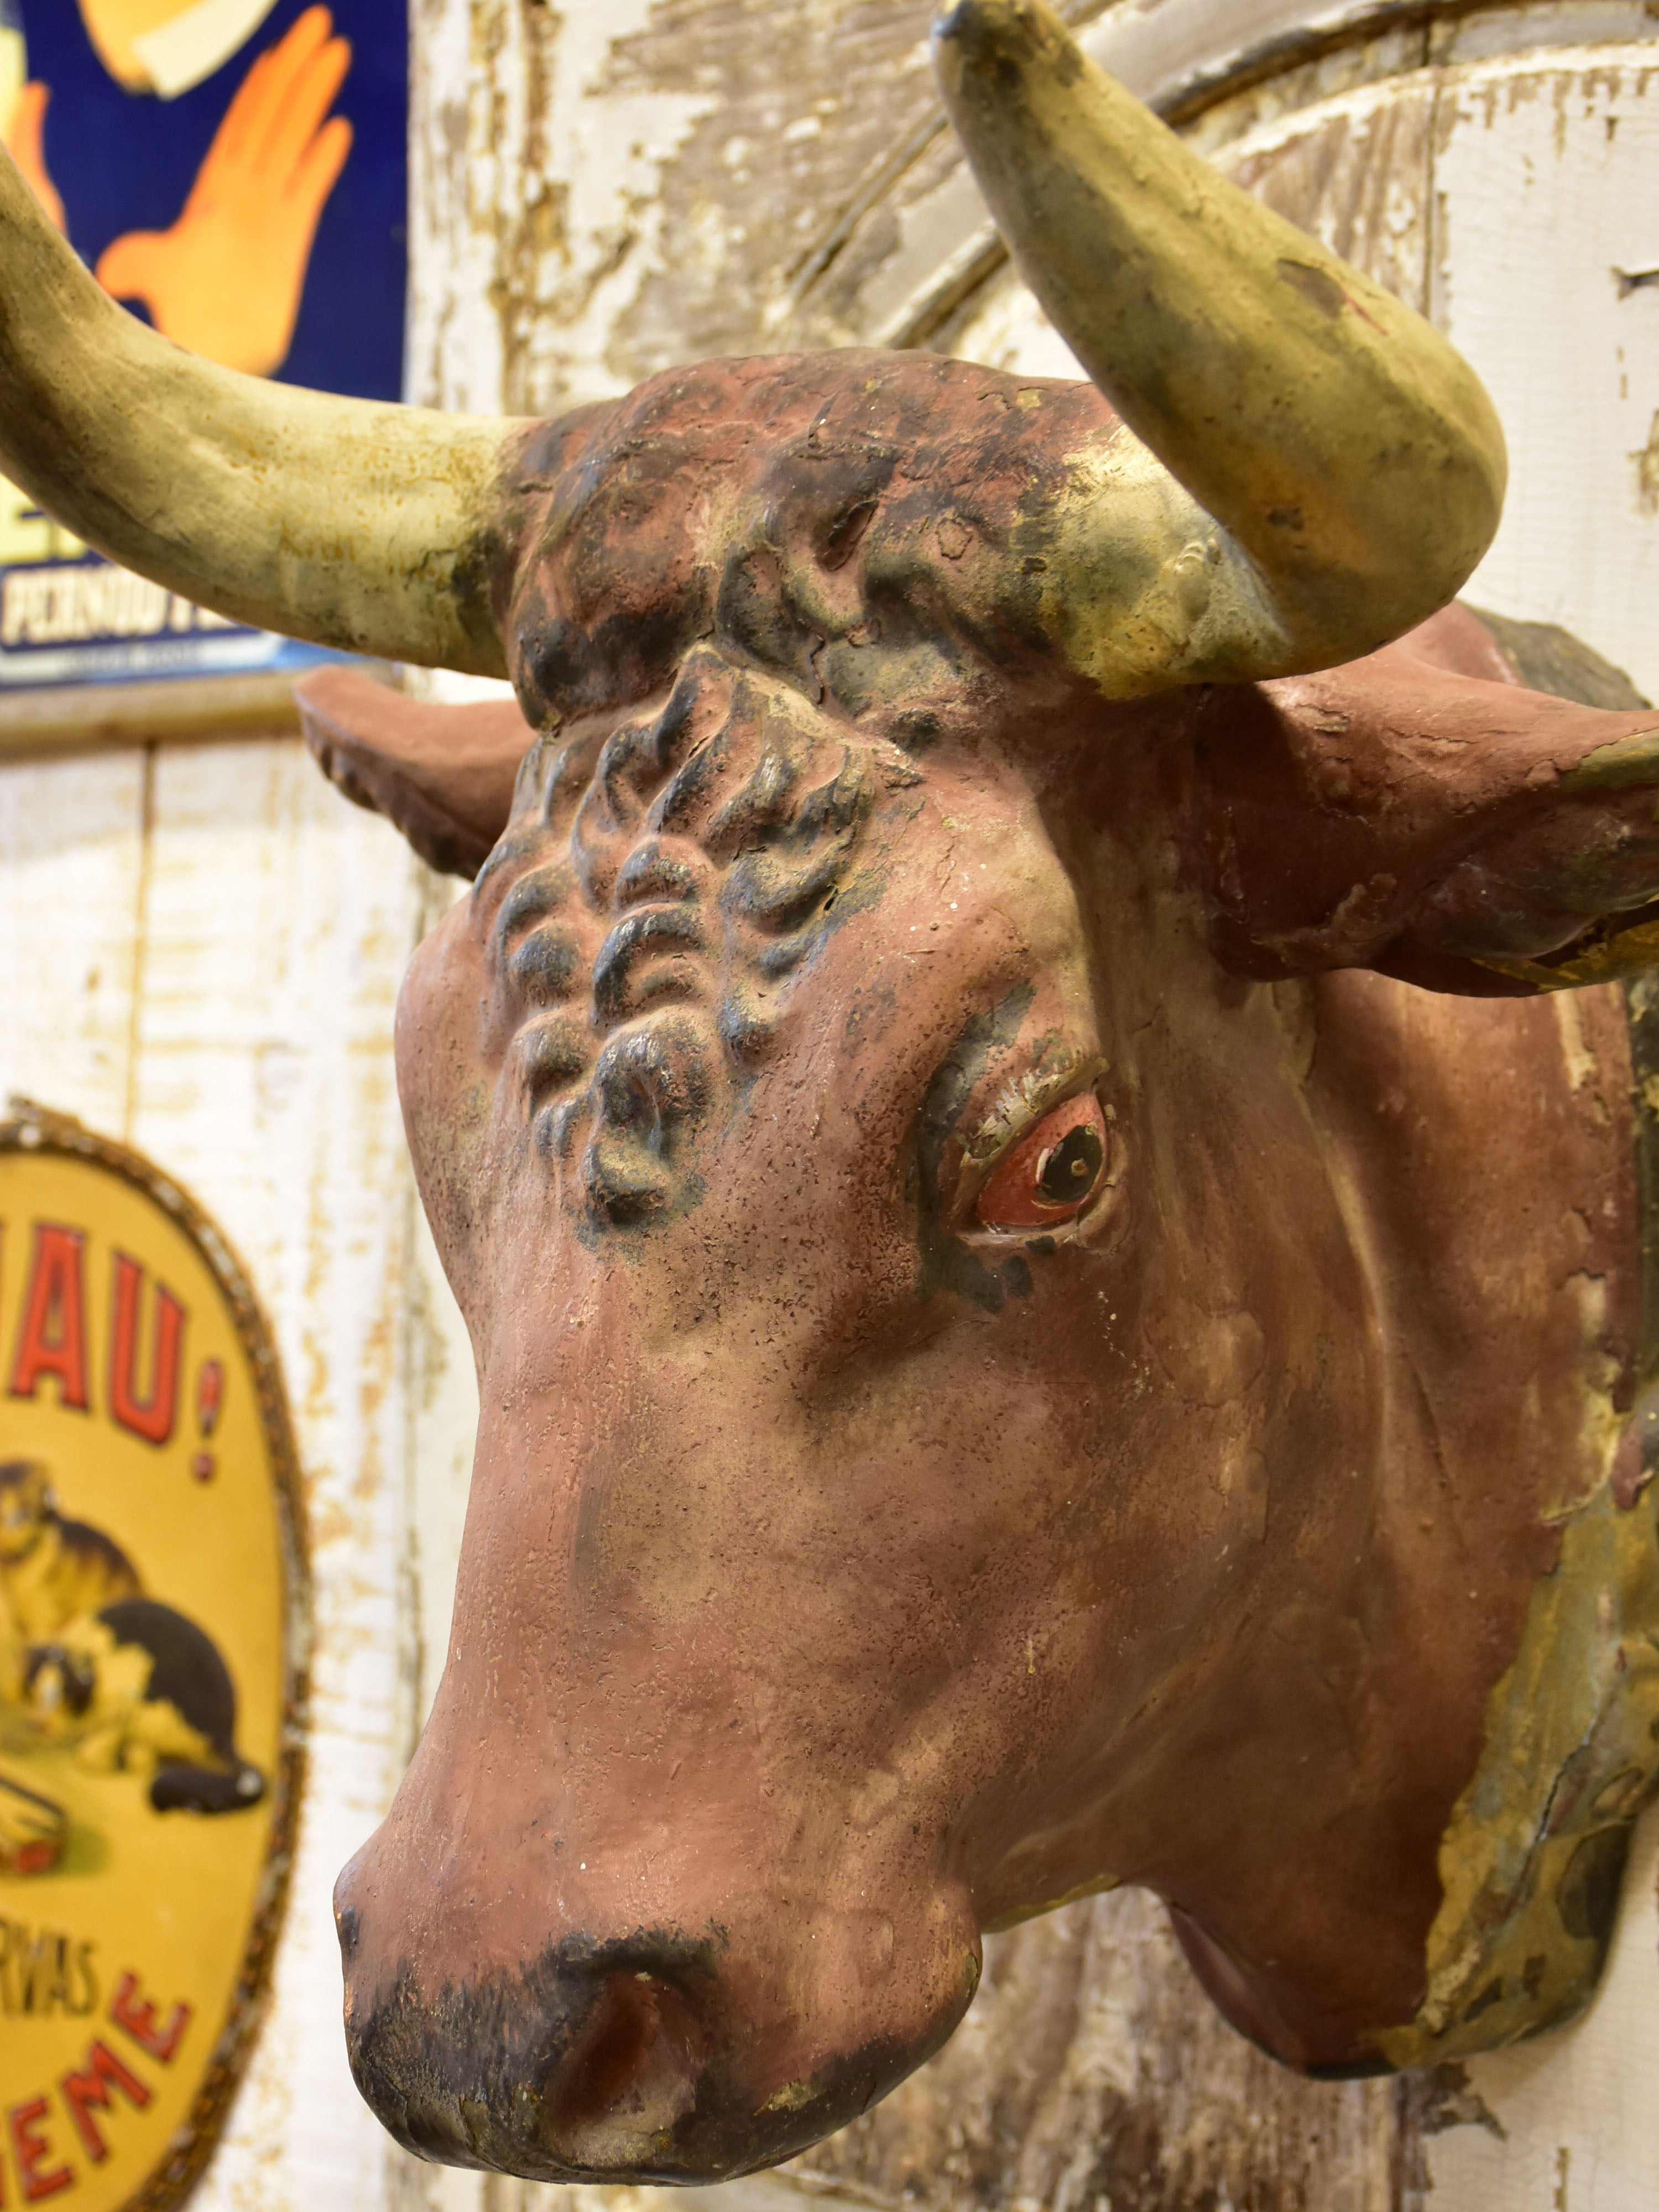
[0,0,406,688]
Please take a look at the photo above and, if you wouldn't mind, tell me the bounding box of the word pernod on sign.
[0,1103,305,2212]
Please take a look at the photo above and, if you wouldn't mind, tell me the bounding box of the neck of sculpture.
[997,741,1651,2072]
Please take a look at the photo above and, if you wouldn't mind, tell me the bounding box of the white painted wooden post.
[119,748,431,2208]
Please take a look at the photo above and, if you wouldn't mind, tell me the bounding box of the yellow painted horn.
[933,0,1508,691]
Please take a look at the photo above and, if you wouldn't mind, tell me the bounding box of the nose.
[335,1863,976,2183]
[339,1907,725,2177]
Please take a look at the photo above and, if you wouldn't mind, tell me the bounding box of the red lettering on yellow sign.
[7,1228,88,1411]
[3,1228,189,1438]
[60,2040,151,2164]
[108,1255,184,1447]
[109,1971,190,2064]
[4,2100,69,2203]
[0,2008,177,2197]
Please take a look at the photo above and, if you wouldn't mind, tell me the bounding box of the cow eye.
[975,1092,1109,1230]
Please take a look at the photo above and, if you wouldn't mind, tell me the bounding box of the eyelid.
[963,1051,1108,1168]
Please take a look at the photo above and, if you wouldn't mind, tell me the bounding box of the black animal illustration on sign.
[24,1599,264,1815]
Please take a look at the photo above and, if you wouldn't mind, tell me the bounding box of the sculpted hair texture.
[482,647,924,1229]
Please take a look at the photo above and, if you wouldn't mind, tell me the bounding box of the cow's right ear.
[1196,606,1659,996]
[295,668,535,879]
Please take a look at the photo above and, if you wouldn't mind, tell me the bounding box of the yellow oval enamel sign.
[0,1103,305,2212]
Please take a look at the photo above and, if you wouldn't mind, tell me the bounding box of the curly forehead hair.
[478,644,924,1230]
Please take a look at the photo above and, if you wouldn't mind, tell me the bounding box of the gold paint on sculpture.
[1378,1472,1659,2066]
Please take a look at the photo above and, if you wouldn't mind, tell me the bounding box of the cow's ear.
[295,668,534,879]
[1458,602,1652,712]
[1197,603,1659,995]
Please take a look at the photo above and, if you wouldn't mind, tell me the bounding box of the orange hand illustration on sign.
[2,79,62,230]
[97,8,353,375]
[0,6,351,378]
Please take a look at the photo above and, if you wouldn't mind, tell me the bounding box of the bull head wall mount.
[3,0,1659,2180]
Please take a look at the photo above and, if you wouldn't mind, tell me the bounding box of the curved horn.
[0,149,526,675]
[934,0,1508,688]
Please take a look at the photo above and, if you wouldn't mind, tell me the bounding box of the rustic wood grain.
[408,0,947,411]
[1219,80,1437,311]
[1431,48,1659,702]
[787,1890,1402,2212]
[0,749,146,1137]
[0,671,300,759]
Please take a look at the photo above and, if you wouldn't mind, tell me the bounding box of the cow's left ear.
[295,668,534,878]
[1197,603,1659,995]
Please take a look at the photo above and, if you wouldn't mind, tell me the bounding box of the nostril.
[332,1846,371,1969]
[551,1974,659,2126]
[342,1931,736,2178]
[540,1965,709,2161]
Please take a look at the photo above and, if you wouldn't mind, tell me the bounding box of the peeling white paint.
[409,0,712,413]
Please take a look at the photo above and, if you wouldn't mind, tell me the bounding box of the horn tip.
[932,0,1082,99]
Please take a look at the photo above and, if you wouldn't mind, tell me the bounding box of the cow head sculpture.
[5,0,1659,2182]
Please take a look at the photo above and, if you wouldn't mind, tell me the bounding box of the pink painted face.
[330,644,1389,2182]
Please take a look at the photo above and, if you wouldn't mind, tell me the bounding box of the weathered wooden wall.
[0,740,466,2208]
[5,1,1659,2207]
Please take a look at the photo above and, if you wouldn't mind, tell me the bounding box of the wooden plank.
[0,748,145,1136]
[836,26,1443,354]
[0,671,300,760]
[785,1888,1399,2212]
[1432,46,1659,702]
[947,75,1437,452]
[790,1,1659,360]
[1431,3,1659,66]
[1212,76,1437,310]
[1098,0,1659,113]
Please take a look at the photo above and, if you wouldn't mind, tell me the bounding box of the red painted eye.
[975,1093,1109,1230]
